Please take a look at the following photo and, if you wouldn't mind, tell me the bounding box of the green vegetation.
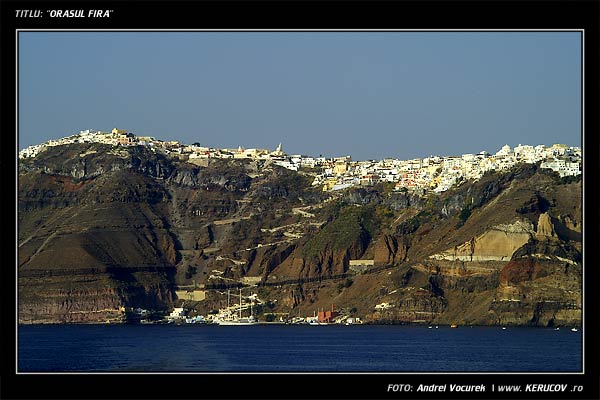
[397,214,421,235]
[264,313,276,322]
[456,206,472,228]
[259,168,316,205]
[252,304,264,315]
[559,174,582,185]
[374,206,395,225]
[301,205,375,259]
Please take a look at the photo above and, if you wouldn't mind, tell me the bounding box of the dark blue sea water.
[18,324,582,372]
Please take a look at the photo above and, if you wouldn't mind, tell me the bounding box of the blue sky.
[18,31,581,160]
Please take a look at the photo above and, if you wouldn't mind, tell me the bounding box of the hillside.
[17,144,582,326]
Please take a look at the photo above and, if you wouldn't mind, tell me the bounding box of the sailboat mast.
[239,288,242,319]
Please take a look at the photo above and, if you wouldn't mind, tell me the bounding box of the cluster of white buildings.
[18,128,292,162]
[19,128,581,194]
[18,128,154,159]
[311,143,581,193]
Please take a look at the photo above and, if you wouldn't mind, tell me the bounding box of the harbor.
[132,294,363,326]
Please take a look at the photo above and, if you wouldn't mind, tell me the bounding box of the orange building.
[318,304,338,323]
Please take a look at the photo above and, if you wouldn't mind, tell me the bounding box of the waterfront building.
[318,304,338,323]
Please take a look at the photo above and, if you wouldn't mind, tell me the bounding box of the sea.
[17,324,582,372]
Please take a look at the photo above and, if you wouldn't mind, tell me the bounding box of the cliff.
[18,145,582,326]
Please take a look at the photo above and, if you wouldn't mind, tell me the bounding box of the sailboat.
[218,288,258,325]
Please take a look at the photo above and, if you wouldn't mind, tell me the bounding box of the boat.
[554,327,560,331]
[502,327,507,330]
[571,327,578,332]
[218,315,257,326]
[450,324,458,328]
[217,289,258,326]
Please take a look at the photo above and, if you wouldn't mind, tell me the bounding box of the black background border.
[2,1,599,399]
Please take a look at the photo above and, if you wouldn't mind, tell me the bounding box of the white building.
[168,307,185,319]
[274,160,299,171]
[301,157,316,168]
[495,144,512,157]
[540,159,581,177]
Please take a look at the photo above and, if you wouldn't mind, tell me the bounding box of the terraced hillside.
[18,144,582,326]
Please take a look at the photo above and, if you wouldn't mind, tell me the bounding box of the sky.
[18,31,581,161]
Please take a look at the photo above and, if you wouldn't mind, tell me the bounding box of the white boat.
[571,327,578,332]
[218,315,258,326]
[217,288,258,326]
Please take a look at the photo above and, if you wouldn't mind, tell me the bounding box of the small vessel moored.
[218,315,258,326]
[216,289,258,326]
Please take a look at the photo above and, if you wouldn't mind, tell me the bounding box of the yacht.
[218,315,258,325]
[217,288,258,326]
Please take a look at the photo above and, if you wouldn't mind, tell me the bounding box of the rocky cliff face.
[418,196,581,326]
[487,214,582,327]
[18,146,582,326]
[429,220,534,262]
[18,167,179,323]
[373,235,409,266]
